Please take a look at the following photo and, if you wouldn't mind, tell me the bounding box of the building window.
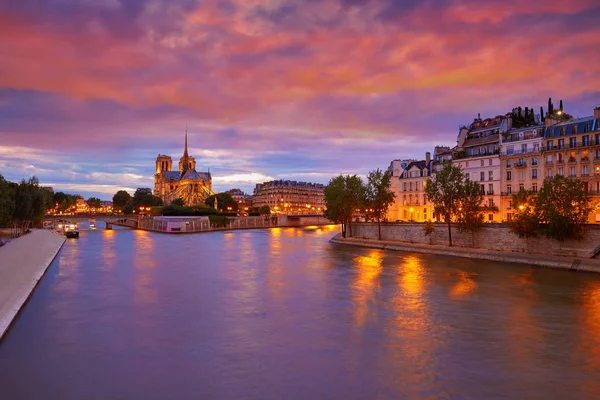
[532,169,538,179]
[507,184,512,194]
[570,167,576,177]
[519,170,524,180]
[558,139,564,149]
[507,213,512,221]
[423,208,427,220]
[489,159,492,166]
[569,151,576,162]
[532,157,538,166]
[533,143,540,152]
[488,184,493,194]
[521,144,527,153]
[573,125,578,135]
[506,160,512,168]
[546,154,552,164]
[481,160,484,167]
[532,183,537,192]
[547,169,553,178]
[519,183,524,191]
[480,184,485,194]
[489,171,493,180]
[466,172,470,180]
[506,171,512,181]
[488,214,493,221]
[570,137,576,148]
[583,135,590,146]
[547,140,553,150]
[508,200,513,209]
[480,172,485,181]
[583,165,588,176]
[558,167,564,176]
[466,162,469,168]
[596,149,600,159]
[403,183,406,191]
[409,182,413,191]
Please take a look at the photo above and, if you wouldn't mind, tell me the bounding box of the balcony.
[500,192,512,196]
[545,161,553,165]
[487,191,495,195]
[556,159,564,164]
[515,162,527,168]
[568,158,577,163]
[531,175,538,180]
[581,173,590,177]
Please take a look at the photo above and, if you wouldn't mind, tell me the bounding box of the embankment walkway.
[0,230,65,341]
[330,234,600,274]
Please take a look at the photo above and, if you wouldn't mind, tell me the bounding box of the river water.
[1,225,599,399]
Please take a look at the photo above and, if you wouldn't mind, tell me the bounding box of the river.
[0,225,599,399]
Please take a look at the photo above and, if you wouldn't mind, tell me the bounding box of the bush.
[209,215,229,227]
[161,205,220,216]
[423,220,435,236]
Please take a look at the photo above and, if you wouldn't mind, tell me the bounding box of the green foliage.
[425,163,475,246]
[0,174,15,227]
[8,176,48,228]
[53,191,77,212]
[259,205,271,216]
[209,215,229,227]
[535,176,591,240]
[170,197,186,207]
[508,190,538,238]
[455,179,484,233]
[132,188,162,207]
[365,168,395,240]
[86,197,102,209]
[423,220,435,237]
[205,193,237,212]
[112,190,132,209]
[324,174,365,237]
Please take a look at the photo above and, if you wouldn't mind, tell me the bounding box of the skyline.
[1,0,600,200]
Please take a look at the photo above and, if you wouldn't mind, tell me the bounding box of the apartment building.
[500,125,544,221]
[388,154,432,222]
[252,180,325,214]
[542,107,600,222]
[453,114,508,222]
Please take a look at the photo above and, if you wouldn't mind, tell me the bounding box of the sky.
[1,0,599,200]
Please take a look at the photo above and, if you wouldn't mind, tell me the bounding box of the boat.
[89,218,96,230]
[64,223,79,238]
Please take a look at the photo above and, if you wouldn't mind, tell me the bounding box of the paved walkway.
[0,230,65,340]
[331,234,600,274]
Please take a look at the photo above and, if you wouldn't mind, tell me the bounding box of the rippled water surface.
[1,225,600,399]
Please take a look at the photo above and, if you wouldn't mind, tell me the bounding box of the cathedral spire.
[182,127,190,172]
[184,126,189,158]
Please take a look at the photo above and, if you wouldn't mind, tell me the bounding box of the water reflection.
[351,250,383,327]
[1,228,600,399]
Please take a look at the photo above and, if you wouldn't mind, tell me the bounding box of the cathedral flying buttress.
[154,132,214,206]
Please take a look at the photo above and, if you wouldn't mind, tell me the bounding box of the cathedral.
[154,133,214,206]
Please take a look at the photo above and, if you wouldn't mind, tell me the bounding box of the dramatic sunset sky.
[1,0,599,199]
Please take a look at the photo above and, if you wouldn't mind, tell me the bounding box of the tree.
[508,190,538,238]
[540,106,544,121]
[425,164,464,246]
[87,197,102,209]
[205,193,237,212]
[11,177,47,231]
[0,174,15,228]
[535,176,591,240]
[548,97,554,115]
[132,188,162,207]
[171,198,186,207]
[259,205,271,216]
[112,190,132,209]
[364,169,395,240]
[324,174,365,238]
[53,191,77,213]
[455,179,484,234]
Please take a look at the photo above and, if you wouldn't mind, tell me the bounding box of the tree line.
[0,175,53,235]
[323,169,396,240]
[324,164,592,245]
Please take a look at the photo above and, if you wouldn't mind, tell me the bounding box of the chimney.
[595,106,600,119]
[426,151,431,166]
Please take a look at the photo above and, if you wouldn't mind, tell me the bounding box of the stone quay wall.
[350,222,600,259]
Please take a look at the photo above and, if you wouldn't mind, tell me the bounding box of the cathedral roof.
[181,170,211,181]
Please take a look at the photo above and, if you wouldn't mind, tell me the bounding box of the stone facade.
[351,222,600,258]
[387,154,432,222]
[154,133,213,206]
[252,180,325,214]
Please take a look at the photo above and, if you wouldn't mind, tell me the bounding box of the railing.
[542,141,596,151]
[515,162,527,168]
[486,191,495,195]
[500,148,541,156]
[545,161,553,165]
[500,192,512,196]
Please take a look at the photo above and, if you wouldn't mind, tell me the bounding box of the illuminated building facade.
[253,180,325,214]
[154,133,214,206]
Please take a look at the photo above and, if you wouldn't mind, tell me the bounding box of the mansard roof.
[543,116,598,138]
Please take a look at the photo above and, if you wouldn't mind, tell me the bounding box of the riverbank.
[330,233,600,274]
[0,229,66,341]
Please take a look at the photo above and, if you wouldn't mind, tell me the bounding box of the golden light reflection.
[581,282,600,397]
[352,250,383,327]
[449,271,477,297]
[400,255,424,295]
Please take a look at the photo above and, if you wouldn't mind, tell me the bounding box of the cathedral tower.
[178,130,196,172]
